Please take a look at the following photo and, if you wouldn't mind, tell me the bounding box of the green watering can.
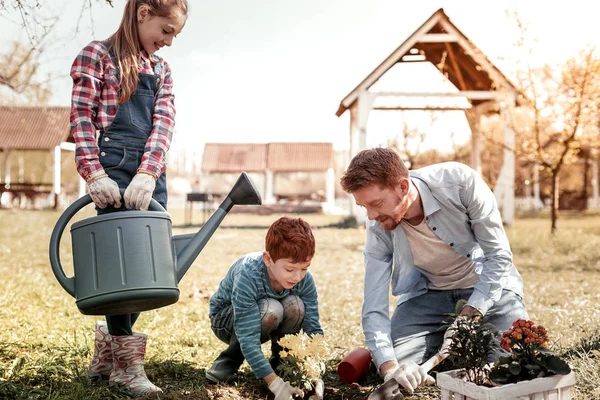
[49,172,261,316]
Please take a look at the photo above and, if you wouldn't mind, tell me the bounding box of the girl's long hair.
[107,0,188,103]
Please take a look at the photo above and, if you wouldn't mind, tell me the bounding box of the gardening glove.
[88,175,121,209]
[124,172,156,210]
[308,377,324,400]
[383,360,435,393]
[268,376,304,400]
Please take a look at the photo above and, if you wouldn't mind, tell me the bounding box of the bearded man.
[340,147,527,393]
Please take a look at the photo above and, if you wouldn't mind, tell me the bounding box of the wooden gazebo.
[0,106,78,208]
[336,8,524,225]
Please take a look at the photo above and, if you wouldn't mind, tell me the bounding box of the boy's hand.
[268,376,304,399]
[308,377,324,399]
[88,175,121,208]
[124,173,156,210]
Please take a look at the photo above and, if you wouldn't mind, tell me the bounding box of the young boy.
[206,217,323,399]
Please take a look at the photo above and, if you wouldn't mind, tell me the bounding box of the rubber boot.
[206,332,245,383]
[88,321,113,382]
[269,334,284,372]
[109,333,162,397]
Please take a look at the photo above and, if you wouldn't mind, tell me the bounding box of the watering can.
[49,172,261,316]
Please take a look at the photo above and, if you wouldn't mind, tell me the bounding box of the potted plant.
[277,330,329,400]
[438,308,575,400]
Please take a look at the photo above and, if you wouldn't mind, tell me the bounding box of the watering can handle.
[48,190,165,297]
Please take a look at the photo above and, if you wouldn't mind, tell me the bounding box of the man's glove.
[268,376,304,400]
[88,175,121,209]
[383,361,435,393]
[124,173,156,210]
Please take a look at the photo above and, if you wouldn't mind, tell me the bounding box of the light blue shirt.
[362,162,524,368]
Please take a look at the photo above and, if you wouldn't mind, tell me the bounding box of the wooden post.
[1,150,12,207]
[325,167,335,211]
[494,94,517,226]
[464,109,482,175]
[264,169,275,204]
[53,145,61,209]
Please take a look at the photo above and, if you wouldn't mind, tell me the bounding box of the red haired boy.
[206,217,323,399]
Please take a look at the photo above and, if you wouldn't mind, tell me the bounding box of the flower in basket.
[277,330,329,398]
[489,319,571,385]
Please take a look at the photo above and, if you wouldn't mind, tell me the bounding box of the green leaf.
[544,355,572,375]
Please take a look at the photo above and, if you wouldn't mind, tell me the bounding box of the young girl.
[69,0,187,396]
[206,217,324,399]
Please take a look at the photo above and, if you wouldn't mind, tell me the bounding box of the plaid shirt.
[70,40,176,181]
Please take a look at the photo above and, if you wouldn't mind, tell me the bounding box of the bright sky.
[3,0,600,154]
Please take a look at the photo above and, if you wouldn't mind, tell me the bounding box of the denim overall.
[97,49,168,335]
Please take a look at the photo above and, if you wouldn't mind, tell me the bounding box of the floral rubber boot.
[88,321,113,382]
[109,333,162,397]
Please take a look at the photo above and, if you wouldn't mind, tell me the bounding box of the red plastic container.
[337,347,373,384]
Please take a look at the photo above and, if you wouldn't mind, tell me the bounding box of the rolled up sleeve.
[461,168,514,315]
[362,220,396,369]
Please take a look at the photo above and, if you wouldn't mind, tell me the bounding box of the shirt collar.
[411,175,441,218]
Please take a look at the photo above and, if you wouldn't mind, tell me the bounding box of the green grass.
[1,207,600,399]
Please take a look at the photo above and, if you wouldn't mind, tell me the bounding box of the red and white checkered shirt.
[70,40,176,181]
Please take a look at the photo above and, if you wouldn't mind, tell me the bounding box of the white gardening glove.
[124,173,156,210]
[383,361,435,393]
[441,318,461,356]
[308,377,324,400]
[268,376,304,400]
[88,175,121,209]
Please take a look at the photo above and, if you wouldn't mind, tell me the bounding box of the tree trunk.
[581,156,590,211]
[551,171,559,234]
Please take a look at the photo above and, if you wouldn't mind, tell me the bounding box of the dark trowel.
[366,351,447,400]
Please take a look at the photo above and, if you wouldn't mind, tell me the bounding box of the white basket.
[437,369,576,400]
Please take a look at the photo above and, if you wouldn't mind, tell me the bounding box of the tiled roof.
[202,142,334,173]
[267,142,333,172]
[0,106,73,150]
[201,143,267,173]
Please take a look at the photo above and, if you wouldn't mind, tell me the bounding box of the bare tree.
[387,111,440,169]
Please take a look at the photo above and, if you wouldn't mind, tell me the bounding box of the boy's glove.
[383,360,435,393]
[268,376,304,399]
[88,175,121,209]
[308,377,324,400]
[124,173,156,210]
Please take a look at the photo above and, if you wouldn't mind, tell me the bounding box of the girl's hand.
[124,173,156,210]
[308,377,324,399]
[88,175,121,209]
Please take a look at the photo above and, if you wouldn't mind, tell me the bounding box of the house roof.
[202,142,334,173]
[336,8,521,117]
[267,142,334,172]
[201,143,268,173]
[0,106,74,150]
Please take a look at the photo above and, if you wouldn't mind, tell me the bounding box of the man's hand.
[88,175,121,209]
[383,361,435,393]
[124,173,156,210]
[268,376,304,400]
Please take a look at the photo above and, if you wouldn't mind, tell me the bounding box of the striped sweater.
[209,251,323,378]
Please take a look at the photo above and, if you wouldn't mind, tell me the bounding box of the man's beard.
[378,215,400,231]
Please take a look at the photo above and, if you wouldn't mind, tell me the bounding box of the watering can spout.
[175,172,262,282]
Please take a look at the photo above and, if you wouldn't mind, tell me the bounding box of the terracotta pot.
[337,347,372,384]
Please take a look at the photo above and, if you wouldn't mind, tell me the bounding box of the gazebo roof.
[0,106,73,150]
[336,8,521,116]
[202,142,334,173]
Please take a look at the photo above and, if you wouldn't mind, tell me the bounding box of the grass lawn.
[1,206,600,399]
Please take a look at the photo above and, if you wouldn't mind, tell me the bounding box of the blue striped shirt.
[209,251,323,378]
